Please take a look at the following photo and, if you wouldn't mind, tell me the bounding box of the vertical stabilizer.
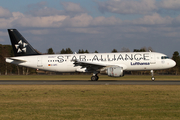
[8,29,40,56]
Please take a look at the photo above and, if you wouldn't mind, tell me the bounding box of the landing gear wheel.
[91,76,99,81]
[151,77,155,81]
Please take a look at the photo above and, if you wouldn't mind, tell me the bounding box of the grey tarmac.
[0,80,180,85]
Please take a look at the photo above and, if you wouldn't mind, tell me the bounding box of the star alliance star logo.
[15,40,28,53]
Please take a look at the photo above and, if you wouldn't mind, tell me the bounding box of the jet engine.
[106,66,124,77]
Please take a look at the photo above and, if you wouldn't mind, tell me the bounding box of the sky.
[1,0,180,57]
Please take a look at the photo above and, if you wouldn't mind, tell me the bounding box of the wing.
[73,60,118,72]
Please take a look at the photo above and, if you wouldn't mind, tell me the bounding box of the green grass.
[0,85,180,120]
[0,75,180,80]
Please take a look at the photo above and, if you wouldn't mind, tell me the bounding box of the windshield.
[161,56,169,59]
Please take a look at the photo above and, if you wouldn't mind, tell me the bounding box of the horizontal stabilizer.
[6,57,26,63]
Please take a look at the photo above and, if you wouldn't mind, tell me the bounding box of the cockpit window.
[161,56,169,59]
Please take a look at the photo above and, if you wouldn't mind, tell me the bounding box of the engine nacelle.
[106,66,124,77]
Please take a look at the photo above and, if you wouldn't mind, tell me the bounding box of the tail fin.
[8,29,41,56]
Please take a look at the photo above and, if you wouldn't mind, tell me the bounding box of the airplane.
[6,29,176,81]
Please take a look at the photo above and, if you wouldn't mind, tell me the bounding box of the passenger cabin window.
[161,56,169,59]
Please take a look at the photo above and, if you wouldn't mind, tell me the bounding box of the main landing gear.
[91,72,99,81]
[151,70,155,81]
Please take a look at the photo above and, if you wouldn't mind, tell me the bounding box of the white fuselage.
[6,52,176,72]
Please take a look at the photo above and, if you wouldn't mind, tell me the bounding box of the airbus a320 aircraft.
[6,29,176,81]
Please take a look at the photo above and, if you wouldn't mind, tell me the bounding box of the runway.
[0,80,180,85]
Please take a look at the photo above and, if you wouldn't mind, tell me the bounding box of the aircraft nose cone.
[171,60,176,67]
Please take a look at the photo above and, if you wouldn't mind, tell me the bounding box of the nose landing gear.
[151,70,155,81]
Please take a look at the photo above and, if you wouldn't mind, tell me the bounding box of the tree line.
[0,44,180,75]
